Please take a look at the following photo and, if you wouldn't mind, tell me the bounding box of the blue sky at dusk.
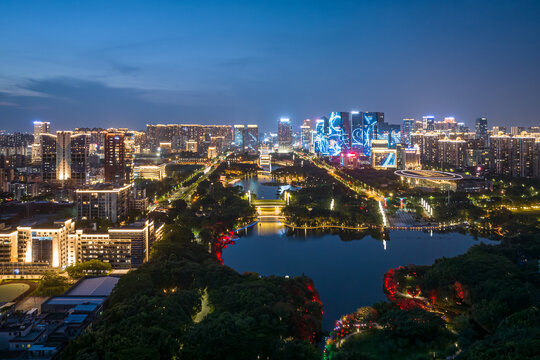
[1,0,539,132]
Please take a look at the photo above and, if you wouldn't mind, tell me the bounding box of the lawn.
[0,283,31,302]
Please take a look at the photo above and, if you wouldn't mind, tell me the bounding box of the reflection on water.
[256,220,286,236]
[238,175,278,200]
[225,174,496,330]
[225,225,494,330]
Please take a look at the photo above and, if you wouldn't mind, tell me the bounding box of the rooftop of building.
[75,183,131,192]
[28,344,57,351]
[42,296,106,306]
[64,276,119,297]
[73,304,99,313]
[29,220,71,230]
[394,170,463,181]
[10,329,45,342]
[109,220,151,231]
[64,314,88,324]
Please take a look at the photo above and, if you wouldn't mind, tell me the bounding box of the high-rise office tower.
[314,118,328,155]
[422,116,435,131]
[377,122,401,149]
[70,133,89,184]
[402,118,414,145]
[475,118,488,140]
[327,112,343,156]
[245,125,259,154]
[351,112,363,151]
[278,118,292,153]
[51,131,89,185]
[301,119,313,150]
[41,133,57,181]
[31,121,51,164]
[105,133,129,183]
[338,112,351,152]
[56,131,72,182]
[234,125,245,150]
[362,112,384,156]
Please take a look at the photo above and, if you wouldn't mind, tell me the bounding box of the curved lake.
[224,176,494,329]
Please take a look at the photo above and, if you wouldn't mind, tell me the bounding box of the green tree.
[34,271,70,296]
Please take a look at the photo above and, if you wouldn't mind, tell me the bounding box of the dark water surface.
[224,176,494,329]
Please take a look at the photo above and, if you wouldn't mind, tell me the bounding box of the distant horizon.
[0,114,534,135]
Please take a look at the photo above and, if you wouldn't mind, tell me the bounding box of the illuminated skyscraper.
[41,133,57,181]
[301,119,313,150]
[489,133,512,176]
[105,133,130,183]
[32,121,50,164]
[438,138,467,169]
[351,112,363,151]
[338,112,351,152]
[234,125,245,150]
[475,117,488,141]
[314,118,327,155]
[56,131,72,182]
[278,118,292,153]
[39,131,88,184]
[246,125,259,154]
[402,118,414,145]
[423,116,435,131]
[511,135,535,178]
[362,112,384,156]
[377,122,401,149]
[327,112,343,156]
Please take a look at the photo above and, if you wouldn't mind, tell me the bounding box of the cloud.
[0,101,17,107]
[0,77,236,131]
[107,59,141,75]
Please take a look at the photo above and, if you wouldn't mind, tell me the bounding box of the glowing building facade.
[278,118,292,153]
[314,118,327,155]
[246,125,259,154]
[327,112,343,156]
[31,121,50,164]
[234,125,245,150]
[371,139,397,169]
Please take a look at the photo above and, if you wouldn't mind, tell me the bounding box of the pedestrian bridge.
[252,199,286,219]
[252,199,286,207]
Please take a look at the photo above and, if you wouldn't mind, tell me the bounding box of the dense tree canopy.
[62,225,321,359]
[66,260,112,279]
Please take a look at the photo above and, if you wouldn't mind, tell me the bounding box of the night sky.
[1,0,539,132]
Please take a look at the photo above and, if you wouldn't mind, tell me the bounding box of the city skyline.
[1,0,540,132]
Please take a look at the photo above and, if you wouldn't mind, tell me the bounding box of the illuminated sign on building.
[328,112,343,157]
[314,119,328,155]
[363,113,378,156]
[351,111,363,150]
[372,149,397,169]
